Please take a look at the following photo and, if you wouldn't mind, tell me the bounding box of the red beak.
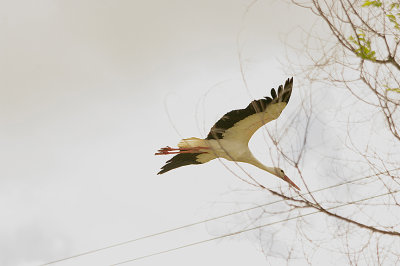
[283,175,300,190]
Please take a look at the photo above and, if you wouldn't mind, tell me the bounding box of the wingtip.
[270,88,277,99]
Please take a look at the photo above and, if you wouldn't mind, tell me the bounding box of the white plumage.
[156,77,300,190]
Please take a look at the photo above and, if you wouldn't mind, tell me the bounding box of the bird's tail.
[178,137,208,149]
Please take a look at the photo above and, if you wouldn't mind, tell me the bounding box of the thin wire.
[40,168,400,266]
[111,190,399,265]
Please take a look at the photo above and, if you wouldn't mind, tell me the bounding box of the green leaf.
[386,88,400,93]
[389,3,400,11]
[387,13,400,30]
[348,29,376,60]
[383,84,400,93]
[362,0,382,7]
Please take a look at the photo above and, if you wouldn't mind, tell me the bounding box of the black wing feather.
[157,153,203,174]
[271,88,277,98]
[206,77,293,140]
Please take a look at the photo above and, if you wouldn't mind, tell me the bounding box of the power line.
[111,190,399,265]
[40,168,400,266]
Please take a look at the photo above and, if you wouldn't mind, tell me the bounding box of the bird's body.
[177,137,259,167]
[155,77,300,190]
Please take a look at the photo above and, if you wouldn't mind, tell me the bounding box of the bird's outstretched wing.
[157,152,215,174]
[206,77,293,143]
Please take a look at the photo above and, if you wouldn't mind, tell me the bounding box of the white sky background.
[0,0,351,265]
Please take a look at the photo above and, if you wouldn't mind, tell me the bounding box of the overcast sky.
[0,1,332,265]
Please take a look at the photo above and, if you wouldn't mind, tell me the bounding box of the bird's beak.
[283,175,300,190]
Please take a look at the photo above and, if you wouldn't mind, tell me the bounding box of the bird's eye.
[280,170,284,173]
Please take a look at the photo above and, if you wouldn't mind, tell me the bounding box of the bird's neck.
[245,155,276,176]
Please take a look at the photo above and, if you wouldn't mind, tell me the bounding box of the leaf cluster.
[363,0,400,30]
[348,30,376,60]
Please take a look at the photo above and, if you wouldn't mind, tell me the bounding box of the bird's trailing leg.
[155,146,210,155]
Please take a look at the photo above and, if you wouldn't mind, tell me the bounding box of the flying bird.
[155,77,300,190]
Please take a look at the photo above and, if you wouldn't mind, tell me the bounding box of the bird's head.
[273,167,300,190]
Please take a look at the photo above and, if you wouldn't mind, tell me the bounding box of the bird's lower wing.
[157,152,215,174]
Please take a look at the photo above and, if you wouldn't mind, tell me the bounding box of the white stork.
[155,77,300,190]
